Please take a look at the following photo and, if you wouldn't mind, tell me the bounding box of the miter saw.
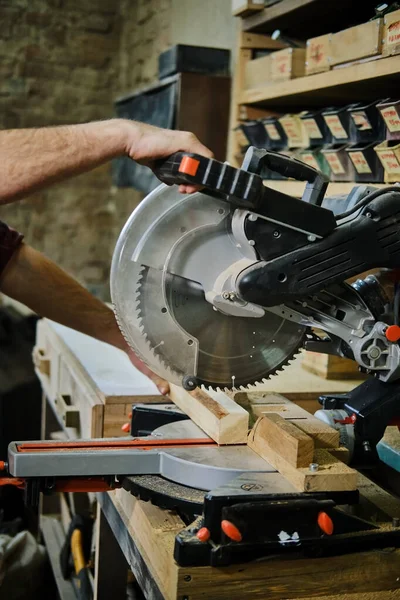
[3,147,400,566]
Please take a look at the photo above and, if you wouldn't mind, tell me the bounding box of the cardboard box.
[270,48,306,81]
[331,19,383,66]
[244,54,271,89]
[306,33,332,75]
[383,8,400,56]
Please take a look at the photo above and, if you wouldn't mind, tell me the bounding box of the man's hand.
[125,347,170,396]
[122,121,214,194]
[0,119,213,204]
[0,243,170,395]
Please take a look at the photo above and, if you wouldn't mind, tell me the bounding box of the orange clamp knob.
[221,520,242,542]
[196,527,210,542]
[318,511,334,536]
[179,156,200,177]
[385,325,400,343]
[121,422,130,433]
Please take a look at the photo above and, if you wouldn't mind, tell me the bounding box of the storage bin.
[244,54,271,89]
[330,19,383,66]
[346,142,384,183]
[375,140,400,183]
[377,99,400,141]
[306,33,332,75]
[278,114,308,148]
[322,104,360,144]
[261,117,287,151]
[297,148,330,177]
[321,144,354,182]
[348,100,386,144]
[300,109,332,148]
[383,8,400,56]
[270,48,306,82]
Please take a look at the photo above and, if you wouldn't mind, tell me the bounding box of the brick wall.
[0,0,233,299]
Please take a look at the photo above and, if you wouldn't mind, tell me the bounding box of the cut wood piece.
[234,391,340,448]
[293,417,339,449]
[302,351,363,380]
[169,384,249,444]
[248,417,357,492]
[256,413,314,468]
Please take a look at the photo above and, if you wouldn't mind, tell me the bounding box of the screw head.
[309,463,319,472]
[222,291,230,300]
[248,213,258,222]
[273,230,281,238]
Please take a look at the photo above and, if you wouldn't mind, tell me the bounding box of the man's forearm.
[0,119,131,204]
[0,242,124,348]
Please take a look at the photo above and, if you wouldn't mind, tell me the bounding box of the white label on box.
[264,123,281,141]
[380,106,400,133]
[377,149,400,174]
[279,117,303,147]
[387,19,400,46]
[325,152,345,175]
[324,115,348,139]
[303,118,323,139]
[300,152,319,170]
[351,111,372,131]
[349,151,372,174]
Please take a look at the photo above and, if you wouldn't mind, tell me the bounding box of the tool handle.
[241,147,329,206]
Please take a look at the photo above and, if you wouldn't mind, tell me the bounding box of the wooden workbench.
[35,320,400,600]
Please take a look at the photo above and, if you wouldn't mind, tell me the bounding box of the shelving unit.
[228,0,400,182]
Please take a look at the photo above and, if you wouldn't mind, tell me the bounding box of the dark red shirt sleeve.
[0,220,24,277]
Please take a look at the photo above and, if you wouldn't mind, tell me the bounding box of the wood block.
[293,417,340,449]
[271,48,306,82]
[302,351,363,380]
[244,54,271,89]
[306,33,332,75]
[248,417,357,492]
[234,391,339,449]
[169,384,249,445]
[240,32,288,50]
[383,9,400,57]
[331,19,383,66]
[251,413,314,468]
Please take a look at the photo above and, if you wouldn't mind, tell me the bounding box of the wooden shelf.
[241,55,400,107]
[264,180,388,198]
[243,0,379,37]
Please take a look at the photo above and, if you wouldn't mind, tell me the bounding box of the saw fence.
[33,319,400,599]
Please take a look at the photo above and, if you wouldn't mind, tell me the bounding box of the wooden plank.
[251,412,314,467]
[169,384,249,444]
[248,416,357,492]
[302,351,363,380]
[178,549,400,599]
[240,55,400,106]
[94,503,128,600]
[294,418,339,449]
[242,0,316,32]
[113,490,183,600]
[108,486,400,600]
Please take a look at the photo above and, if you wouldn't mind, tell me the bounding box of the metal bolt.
[307,234,317,242]
[183,575,192,582]
[273,230,281,238]
[363,440,372,453]
[222,291,230,300]
[248,213,258,222]
[309,463,319,472]
[229,292,236,301]
[366,211,373,218]
[248,239,255,246]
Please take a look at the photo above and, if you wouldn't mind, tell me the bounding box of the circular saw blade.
[111,183,305,389]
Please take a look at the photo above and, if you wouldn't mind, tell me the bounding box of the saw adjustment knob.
[385,325,400,343]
